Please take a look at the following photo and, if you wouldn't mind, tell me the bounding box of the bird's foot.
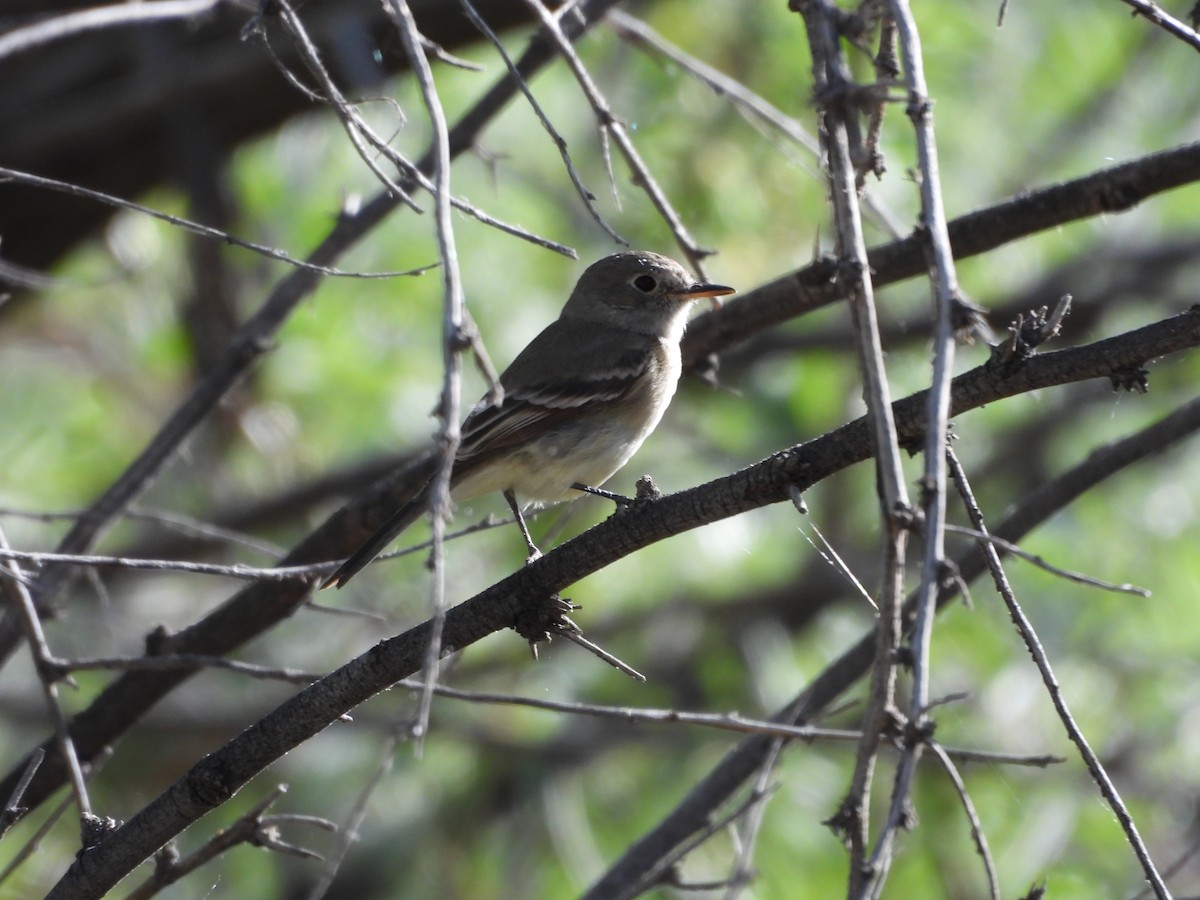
[571,481,633,506]
[573,476,664,516]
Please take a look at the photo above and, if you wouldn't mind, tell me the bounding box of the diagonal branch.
[582,390,1200,900]
[682,139,1200,370]
[793,4,910,888]
[867,2,964,892]
[43,314,1200,899]
[0,0,626,666]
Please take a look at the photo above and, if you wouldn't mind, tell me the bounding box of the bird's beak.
[673,281,736,309]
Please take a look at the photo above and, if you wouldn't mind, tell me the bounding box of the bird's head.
[561,250,734,336]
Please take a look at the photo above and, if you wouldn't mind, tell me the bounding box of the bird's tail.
[321,488,431,590]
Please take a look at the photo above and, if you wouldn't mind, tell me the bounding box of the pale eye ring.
[632,274,658,293]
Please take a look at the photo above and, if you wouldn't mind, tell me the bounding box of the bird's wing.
[455,320,657,469]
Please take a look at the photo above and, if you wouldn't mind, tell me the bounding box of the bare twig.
[519,0,711,273]
[944,524,1150,597]
[256,5,577,258]
[463,0,627,244]
[946,447,1171,899]
[0,525,92,828]
[0,0,225,61]
[0,549,315,582]
[394,679,1061,766]
[581,395,1200,900]
[794,5,912,889]
[723,741,785,900]
[384,0,465,747]
[305,729,405,900]
[58,654,321,684]
[927,741,1000,900]
[125,786,334,900]
[0,166,433,279]
[0,505,284,558]
[868,2,965,893]
[0,748,43,839]
[1117,0,1200,52]
[271,0,421,209]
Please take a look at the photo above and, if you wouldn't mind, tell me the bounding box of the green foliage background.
[2,1,1200,897]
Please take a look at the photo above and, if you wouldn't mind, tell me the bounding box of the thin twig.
[125,786,334,900]
[519,0,711,273]
[0,549,315,582]
[794,5,912,890]
[868,1,964,893]
[0,505,284,558]
[634,788,777,899]
[385,0,465,747]
[304,729,405,900]
[0,748,43,839]
[0,0,224,60]
[0,525,92,826]
[947,448,1171,900]
[944,524,1150,597]
[393,680,1062,767]
[0,166,432,279]
[927,741,1001,900]
[462,0,627,245]
[1117,0,1200,52]
[255,8,577,258]
[606,9,908,238]
[271,0,421,209]
[723,740,785,900]
[58,654,321,684]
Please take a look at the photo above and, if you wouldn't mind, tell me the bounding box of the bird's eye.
[632,274,658,293]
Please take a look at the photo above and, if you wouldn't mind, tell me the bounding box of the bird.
[322,250,735,589]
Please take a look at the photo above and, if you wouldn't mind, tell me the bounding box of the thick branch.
[583,390,1200,900]
[45,309,1200,898]
[682,140,1200,369]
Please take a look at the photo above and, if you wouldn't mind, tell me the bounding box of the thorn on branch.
[823,796,859,848]
[81,811,121,850]
[1109,365,1150,394]
[988,295,1073,371]
[512,593,579,648]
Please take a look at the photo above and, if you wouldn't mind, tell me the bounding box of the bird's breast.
[460,337,682,506]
